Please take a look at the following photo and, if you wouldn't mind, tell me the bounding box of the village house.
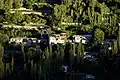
[103,39,117,50]
[41,32,70,45]
[73,35,85,43]
[80,34,92,44]
[104,39,116,44]
[72,34,92,44]
[41,33,57,45]
[28,38,37,43]
[55,33,67,44]
[9,37,40,45]
[48,34,57,44]
[9,37,26,44]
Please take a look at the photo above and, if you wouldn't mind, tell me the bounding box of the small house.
[72,34,92,44]
[103,39,117,50]
[30,38,37,43]
[40,32,67,45]
[55,33,67,44]
[80,34,92,44]
[9,37,26,44]
[9,37,40,45]
[49,34,57,44]
[104,39,116,45]
[73,35,85,43]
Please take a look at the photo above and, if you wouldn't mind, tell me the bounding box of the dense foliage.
[0,0,119,80]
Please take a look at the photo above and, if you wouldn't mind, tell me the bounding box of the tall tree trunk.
[12,56,14,73]
[4,63,6,78]
[21,43,26,71]
[9,62,12,76]
[118,24,120,53]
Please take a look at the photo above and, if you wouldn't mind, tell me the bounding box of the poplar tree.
[112,40,118,55]
[40,0,46,3]
[94,28,105,45]
[0,33,9,79]
[4,0,13,10]
[64,42,73,72]
[63,0,72,5]
[72,0,85,25]
[24,15,31,24]
[5,13,12,24]
[13,0,21,8]
[0,45,4,79]
[25,0,33,9]
[0,0,4,9]
[53,4,67,29]
[76,43,84,64]
[11,11,23,24]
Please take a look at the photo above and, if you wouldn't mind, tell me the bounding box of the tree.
[94,28,105,44]
[0,0,4,9]
[0,33,9,45]
[118,24,120,53]
[4,0,13,10]
[11,11,24,24]
[16,30,25,37]
[81,24,93,32]
[44,47,49,64]
[40,0,46,3]
[0,45,4,79]
[10,28,18,37]
[41,47,51,80]
[53,4,67,29]
[58,44,65,62]
[27,47,37,78]
[63,0,72,6]
[76,43,84,66]
[78,43,84,56]
[0,33,9,79]
[21,43,26,71]
[13,0,21,8]
[64,42,73,71]
[30,46,43,80]
[64,16,73,25]
[25,15,31,24]
[112,40,118,55]
[32,15,39,25]
[0,15,5,23]
[106,0,120,16]
[38,18,47,25]
[5,13,12,24]
[25,0,33,9]
[109,14,118,36]
[72,0,85,24]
